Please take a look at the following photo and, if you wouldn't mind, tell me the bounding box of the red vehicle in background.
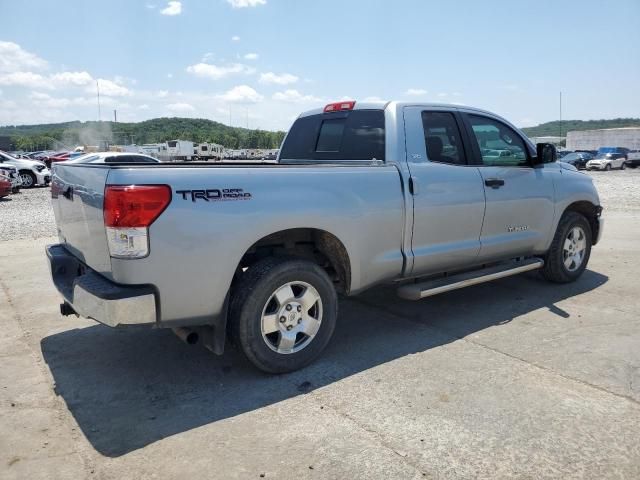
[44,152,70,168]
[0,174,12,198]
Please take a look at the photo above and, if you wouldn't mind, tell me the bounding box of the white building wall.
[566,128,640,150]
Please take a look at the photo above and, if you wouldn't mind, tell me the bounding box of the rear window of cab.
[280,110,385,161]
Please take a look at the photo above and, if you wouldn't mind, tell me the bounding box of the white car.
[0,150,51,187]
[66,151,161,164]
[585,153,627,171]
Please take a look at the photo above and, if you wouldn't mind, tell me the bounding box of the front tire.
[230,257,338,373]
[621,162,626,170]
[19,171,36,188]
[604,163,612,171]
[541,211,592,283]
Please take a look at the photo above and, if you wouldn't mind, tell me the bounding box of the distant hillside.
[0,117,286,151]
[522,118,640,138]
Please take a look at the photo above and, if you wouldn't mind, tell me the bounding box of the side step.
[397,258,544,301]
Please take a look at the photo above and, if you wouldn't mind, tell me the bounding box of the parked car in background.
[0,150,51,187]
[560,152,594,170]
[586,152,627,171]
[626,150,640,168]
[45,152,71,168]
[596,146,629,159]
[0,163,22,193]
[556,150,572,159]
[575,149,598,157]
[0,173,12,198]
[66,152,161,164]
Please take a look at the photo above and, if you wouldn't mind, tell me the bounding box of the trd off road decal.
[175,188,252,202]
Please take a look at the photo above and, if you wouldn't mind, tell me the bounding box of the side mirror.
[532,143,557,166]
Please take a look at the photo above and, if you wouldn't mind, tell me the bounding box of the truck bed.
[50,161,407,327]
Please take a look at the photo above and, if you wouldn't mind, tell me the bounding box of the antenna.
[97,80,102,121]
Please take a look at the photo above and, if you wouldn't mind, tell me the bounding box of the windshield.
[594,153,612,159]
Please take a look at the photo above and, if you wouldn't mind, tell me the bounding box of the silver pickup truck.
[47,101,603,373]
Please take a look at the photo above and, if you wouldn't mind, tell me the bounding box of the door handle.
[484,178,505,189]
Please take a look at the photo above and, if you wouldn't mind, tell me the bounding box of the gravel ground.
[0,185,56,241]
[0,169,638,242]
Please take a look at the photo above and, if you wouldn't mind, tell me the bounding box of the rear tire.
[230,256,338,373]
[541,211,592,283]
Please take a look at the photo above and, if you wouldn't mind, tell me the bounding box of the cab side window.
[468,115,529,167]
[421,112,467,165]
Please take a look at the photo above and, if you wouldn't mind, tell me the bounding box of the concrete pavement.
[1,212,639,479]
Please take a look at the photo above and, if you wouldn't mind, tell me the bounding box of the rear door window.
[421,111,467,165]
[280,110,385,161]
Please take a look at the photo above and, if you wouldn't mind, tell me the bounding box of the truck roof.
[298,101,499,119]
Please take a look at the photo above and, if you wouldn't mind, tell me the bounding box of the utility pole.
[114,109,117,123]
[559,91,562,140]
[246,107,249,129]
[96,80,102,121]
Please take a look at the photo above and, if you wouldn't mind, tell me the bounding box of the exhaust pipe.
[172,327,199,345]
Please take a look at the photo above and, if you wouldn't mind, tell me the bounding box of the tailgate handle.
[62,186,74,200]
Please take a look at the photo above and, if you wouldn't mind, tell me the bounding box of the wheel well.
[564,201,601,244]
[237,229,351,294]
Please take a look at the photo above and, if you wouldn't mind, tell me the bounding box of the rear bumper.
[46,244,157,327]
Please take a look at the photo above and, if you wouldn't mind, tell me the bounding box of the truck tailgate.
[51,165,112,275]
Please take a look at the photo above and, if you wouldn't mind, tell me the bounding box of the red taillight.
[104,185,171,227]
[324,100,356,113]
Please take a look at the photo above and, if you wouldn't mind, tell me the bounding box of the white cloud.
[437,92,448,98]
[259,72,298,85]
[167,102,195,112]
[167,73,173,79]
[0,41,48,73]
[186,62,255,80]
[138,104,150,110]
[272,89,320,103]
[231,35,241,41]
[227,0,266,8]
[93,79,131,96]
[51,71,94,86]
[363,96,384,102]
[160,1,182,15]
[0,72,50,89]
[157,90,169,97]
[405,88,427,96]
[243,53,259,60]
[218,85,263,103]
[29,92,89,108]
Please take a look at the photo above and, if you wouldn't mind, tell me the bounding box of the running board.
[397,258,544,301]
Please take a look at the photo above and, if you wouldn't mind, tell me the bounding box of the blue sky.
[1,0,639,131]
